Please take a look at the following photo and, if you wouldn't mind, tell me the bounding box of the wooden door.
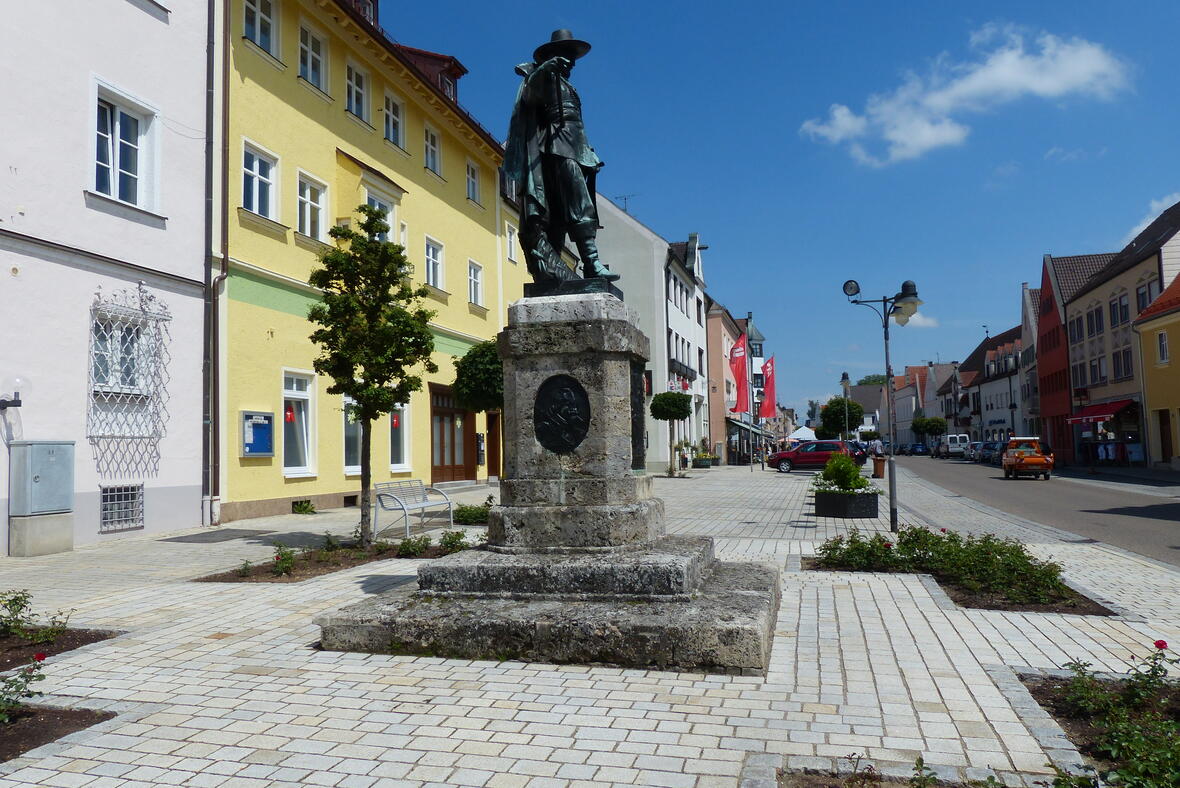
[1161,409,1174,461]
[486,411,502,479]
[430,386,475,483]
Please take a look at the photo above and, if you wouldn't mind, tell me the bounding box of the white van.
[936,433,971,459]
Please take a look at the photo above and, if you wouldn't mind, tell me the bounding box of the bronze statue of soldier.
[504,29,620,285]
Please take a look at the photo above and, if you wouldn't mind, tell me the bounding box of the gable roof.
[1135,272,1180,324]
[1071,198,1180,301]
[957,325,1022,386]
[847,384,882,412]
[1048,253,1118,305]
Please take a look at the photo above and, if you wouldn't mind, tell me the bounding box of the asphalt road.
[894,455,1180,567]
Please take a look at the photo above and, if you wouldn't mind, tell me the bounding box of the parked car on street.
[964,441,983,461]
[846,442,868,465]
[1001,437,1054,480]
[769,440,852,473]
[934,434,971,459]
[909,443,929,455]
[978,441,1001,463]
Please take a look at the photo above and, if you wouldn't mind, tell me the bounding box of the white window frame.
[91,79,159,212]
[506,222,519,263]
[1160,331,1170,363]
[465,160,481,204]
[424,126,441,175]
[399,221,408,248]
[243,0,276,55]
[346,62,369,122]
[343,396,362,476]
[468,260,483,306]
[389,403,411,472]
[297,171,327,240]
[364,183,398,242]
[298,24,327,91]
[242,140,279,220]
[91,313,148,396]
[383,91,404,147]
[425,237,444,289]
[282,370,316,477]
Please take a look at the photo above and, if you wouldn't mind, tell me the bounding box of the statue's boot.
[575,236,620,281]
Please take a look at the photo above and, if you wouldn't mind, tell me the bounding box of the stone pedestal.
[317,293,781,674]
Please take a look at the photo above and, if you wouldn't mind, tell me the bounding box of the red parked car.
[769,440,853,473]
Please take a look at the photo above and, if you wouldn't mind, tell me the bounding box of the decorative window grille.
[100,484,144,533]
[87,284,171,481]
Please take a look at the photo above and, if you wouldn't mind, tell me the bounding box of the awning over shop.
[1066,399,1134,424]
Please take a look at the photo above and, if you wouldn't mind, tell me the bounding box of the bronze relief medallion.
[533,374,591,454]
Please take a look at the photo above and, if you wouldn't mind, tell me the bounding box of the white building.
[596,198,710,471]
[0,1,208,553]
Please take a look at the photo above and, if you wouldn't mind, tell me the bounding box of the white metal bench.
[373,480,453,539]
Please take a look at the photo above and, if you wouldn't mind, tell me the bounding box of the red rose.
[33,653,46,662]
[1155,640,1168,650]
[274,555,280,561]
[884,542,893,549]
[940,528,947,534]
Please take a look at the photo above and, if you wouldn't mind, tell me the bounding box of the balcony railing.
[668,359,698,381]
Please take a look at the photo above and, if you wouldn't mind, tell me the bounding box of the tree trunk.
[667,420,676,477]
[358,417,373,547]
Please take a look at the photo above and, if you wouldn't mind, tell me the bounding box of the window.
[1094,307,1104,335]
[343,397,362,474]
[425,238,443,288]
[1137,281,1160,314]
[467,261,483,305]
[1113,347,1133,380]
[1071,362,1086,389]
[1086,311,1095,337]
[297,175,325,239]
[365,190,392,241]
[466,161,481,203]
[1099,356,1108,381]
[92,316,146,395]
[283,373,314,474]
[440,74,455,100]
[243,145,276,218]
[698,348,705,374]
[100,484,144,533]
[346,65,367,121]
[244,0,274,54]
[1118,294,1129,325]
[752,374,764,388]
[506,223,519,263]
[390,405,409,470]
[383,93,403,146]
[299,27,325,90]
[749,343,763,357]
[696,298,703,325]
[424,127,441,174]
[1160,331,1171,363]
[95,98,144,206]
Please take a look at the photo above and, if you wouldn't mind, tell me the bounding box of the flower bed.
[808,527,1113,615]
[194,530,482,583]
[779,753,1005,786]
[0,705,116,762]
[1022,641,1180,785]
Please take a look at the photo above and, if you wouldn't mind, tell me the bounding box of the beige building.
[1064,200,1178,464]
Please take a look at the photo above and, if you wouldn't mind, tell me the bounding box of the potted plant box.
[814,489,879,518]
[692,455,712,469]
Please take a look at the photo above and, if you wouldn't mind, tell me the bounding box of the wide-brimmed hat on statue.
[533,29,591,63]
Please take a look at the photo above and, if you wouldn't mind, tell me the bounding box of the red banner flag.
[729,334,748,413]
[759,356,776,419]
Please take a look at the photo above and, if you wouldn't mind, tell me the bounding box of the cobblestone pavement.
[2,466,1176,786]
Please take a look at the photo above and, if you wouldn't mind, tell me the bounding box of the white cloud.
[1044,145,1107,163]
[894,312,940,328]
[1122,192,1180,245]
[801,26,1129,166]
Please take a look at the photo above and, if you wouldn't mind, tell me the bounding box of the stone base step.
[316,561,781,675]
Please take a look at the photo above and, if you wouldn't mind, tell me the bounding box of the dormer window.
[439,75,455,100]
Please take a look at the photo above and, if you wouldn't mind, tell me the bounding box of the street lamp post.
[840,371,851,440]
[843,280,922,534]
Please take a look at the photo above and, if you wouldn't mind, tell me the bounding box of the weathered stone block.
[499,475,653,507]
[418,536,713,597]
[316,561,782,675]
[488,498,664,549]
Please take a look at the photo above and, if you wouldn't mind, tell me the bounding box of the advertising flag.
[758,356,776,419]
[729,334,748,413]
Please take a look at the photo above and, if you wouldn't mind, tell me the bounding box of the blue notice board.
[241,411,275,457]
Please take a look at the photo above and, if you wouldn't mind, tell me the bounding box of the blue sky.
[380,0,1180,415]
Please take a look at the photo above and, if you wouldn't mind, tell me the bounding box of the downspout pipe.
[201,0,216,524]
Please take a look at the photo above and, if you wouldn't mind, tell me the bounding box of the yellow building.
[216,0,529,520]
[1134,274,1180,467]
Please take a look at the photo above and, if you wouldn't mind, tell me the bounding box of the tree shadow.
[356,574,417,595]
[1079,502,1180,521]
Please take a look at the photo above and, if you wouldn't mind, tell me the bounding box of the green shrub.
[292,500,316,514]
[321,531,341,551]
[271,543,296,576]
[439,530,470,555]
[396,535,432,557]
[813,454,875,494]
[0,590,72,644]
[815,526,1069,603]
[0,656,45,723]
[454,505,490,525]
[236,560,253,578]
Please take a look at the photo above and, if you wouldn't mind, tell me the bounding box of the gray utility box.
[9,441,75,516]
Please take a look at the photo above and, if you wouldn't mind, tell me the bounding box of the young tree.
[453,340,503,414]
[819,396,864,440]
[856,374,888,386]
[806,399,822,424]
[308,204,437,546]
[649,392,692,477]
[921,416,947,441]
